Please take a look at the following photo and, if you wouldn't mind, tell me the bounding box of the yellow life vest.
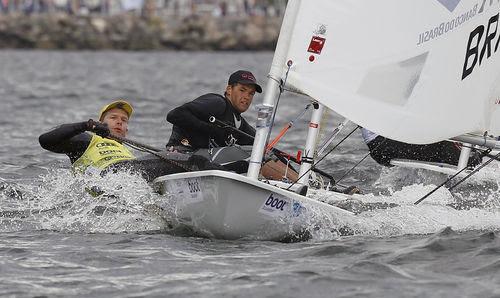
[73,134,135,173]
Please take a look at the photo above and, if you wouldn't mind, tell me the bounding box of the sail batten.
[280,0,500,144]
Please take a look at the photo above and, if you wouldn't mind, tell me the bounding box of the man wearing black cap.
[166,70,299,181]
[166,70,262,150]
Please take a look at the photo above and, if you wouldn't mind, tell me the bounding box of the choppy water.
[0,50,499,297]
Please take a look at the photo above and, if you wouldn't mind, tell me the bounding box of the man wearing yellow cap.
[40,99,228,181]
[39,100,135,174]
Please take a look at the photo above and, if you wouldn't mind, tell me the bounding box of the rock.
[0,14,282,51]
[90,17,107,34]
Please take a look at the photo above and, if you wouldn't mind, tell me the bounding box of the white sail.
[488,74,500,136]
[279,0,500,144]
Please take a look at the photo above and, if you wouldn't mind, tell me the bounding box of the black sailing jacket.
[166,93,255,150]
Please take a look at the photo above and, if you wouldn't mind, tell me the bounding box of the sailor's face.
[226,83,256,113]
[101,108,129,138]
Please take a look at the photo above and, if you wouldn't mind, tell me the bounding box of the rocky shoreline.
[0,14,282,51]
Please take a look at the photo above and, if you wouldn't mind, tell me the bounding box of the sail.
[280,0,500,144]
[488,74,500,136]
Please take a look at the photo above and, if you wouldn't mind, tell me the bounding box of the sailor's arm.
[166,95,226,133]
[39,121,92,154]
[166,106,213,134]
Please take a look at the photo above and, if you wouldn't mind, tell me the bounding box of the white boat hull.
[153,170,353,241]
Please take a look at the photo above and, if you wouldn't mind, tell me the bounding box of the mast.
[247,0,302,179]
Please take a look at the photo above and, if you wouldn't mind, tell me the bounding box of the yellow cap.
[98,100,133,121]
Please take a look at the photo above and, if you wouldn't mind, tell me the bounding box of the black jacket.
[166,93,255,150]
[39,122,92,163]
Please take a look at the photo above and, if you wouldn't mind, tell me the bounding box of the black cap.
[228,70,262,93]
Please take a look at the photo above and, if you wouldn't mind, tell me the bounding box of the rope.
[286,125,359,190]
[335,136,388,185]
[266,103,311,151]
[316,119,350,157]
[111,136,192,172]
[335,152,372,186]
[414,149,498,205]
[210,116,341,182]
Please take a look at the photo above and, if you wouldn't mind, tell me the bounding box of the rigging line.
[316,119,350,157]
[414,150,500,205]
[335,152,372,186]
[413,167,469,205]
[264,63,292,151]
[209,116,292,161]
[335,137,388,185]
[266,103,311,151]
[113,136,161,152]
[209,117,255,139]
[286,125,359,190]
[209,116,339,181]
[447,150,500,191]
[484,152,500,161]
[111,136,192,172]
[210,116,299,165]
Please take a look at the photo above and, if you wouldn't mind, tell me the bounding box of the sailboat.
[153,0,500,241]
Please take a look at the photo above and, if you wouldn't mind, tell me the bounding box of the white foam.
[3,165,499,241]
[6,169,171,233]
[308,167,500,240]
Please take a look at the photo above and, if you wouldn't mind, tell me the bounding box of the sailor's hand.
[86,119,111,138]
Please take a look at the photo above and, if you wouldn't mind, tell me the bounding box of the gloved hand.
[86,119,110,138]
